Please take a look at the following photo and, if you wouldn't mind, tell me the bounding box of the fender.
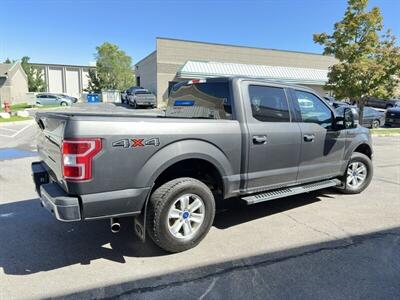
[134,139,236,195]
[340,129,372,174]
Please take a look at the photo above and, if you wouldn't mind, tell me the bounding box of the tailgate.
[135,94,156,102]
[35,113,67,181]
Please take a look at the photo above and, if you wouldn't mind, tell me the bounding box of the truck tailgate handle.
[303,134,315,142]
[253,135,267,145]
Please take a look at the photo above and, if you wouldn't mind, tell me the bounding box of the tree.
[313,0,400,122]
[20,56,47,92]
[87,42,135,92]
[3,58,14,64]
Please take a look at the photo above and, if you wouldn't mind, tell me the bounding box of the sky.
[1,0,399,66]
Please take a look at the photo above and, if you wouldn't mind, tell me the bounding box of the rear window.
[166,81,232,119]
[135,90,151,95]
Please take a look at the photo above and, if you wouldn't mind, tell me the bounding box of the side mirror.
[343,107,358,129]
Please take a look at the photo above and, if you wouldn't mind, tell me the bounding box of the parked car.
[336,106,385,128]
[32,77,373,253]
[56,94,78,103]
[120,90,128,103]
[36,93,73,106]
[128,89,156,108]
[324,96,350,109]
[385,107,400,127]
[355,97,400,109]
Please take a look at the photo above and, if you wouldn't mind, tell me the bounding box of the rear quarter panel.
[63,117,242,197]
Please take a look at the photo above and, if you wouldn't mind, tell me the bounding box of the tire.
[338,152,373,194]
[147,177,216,253]
[60,102,67,107]
[371,119,380,128]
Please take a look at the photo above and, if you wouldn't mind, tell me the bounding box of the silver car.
[36,93,73,106]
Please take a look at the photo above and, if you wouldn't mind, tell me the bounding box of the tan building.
[0,62,29,105]
[135,37,339,107]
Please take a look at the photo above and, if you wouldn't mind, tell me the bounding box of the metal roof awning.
[177,60,329,85]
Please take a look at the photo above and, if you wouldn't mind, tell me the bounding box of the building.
[135,37,339,107]
[0,62,29,105]
[30,63,93,99]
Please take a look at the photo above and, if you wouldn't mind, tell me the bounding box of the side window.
[295,90,333,129]
[249,85,290,122]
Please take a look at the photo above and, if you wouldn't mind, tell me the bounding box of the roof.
[157,37,328,57]
[30,62,93,68]
[177,60,329,85]
[0,62,26,81]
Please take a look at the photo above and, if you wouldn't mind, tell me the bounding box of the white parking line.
[0,127,18,132]
[0,123,33,138]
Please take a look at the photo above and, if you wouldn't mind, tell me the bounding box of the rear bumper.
[32,161,149,221]
[40,183,81,222]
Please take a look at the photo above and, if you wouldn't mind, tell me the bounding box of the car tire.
[371,119,380,128]
[337,152,373,194]
[60,102,67,106]
[147,177,216,253]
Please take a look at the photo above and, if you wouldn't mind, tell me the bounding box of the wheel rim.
[167,193,205,240]
[372,120,379,128]
[346,161,367,188]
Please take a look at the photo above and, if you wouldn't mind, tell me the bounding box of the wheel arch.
[135,140,235,198]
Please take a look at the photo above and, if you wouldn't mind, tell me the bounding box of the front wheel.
[147,178,216,253]
[338,152,373,194]
[60,102,68,107]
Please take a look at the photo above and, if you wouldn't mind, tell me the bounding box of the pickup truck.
[32,77,373,253]
[127,89,156,109]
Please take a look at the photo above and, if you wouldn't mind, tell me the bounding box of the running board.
[242,179,341,205]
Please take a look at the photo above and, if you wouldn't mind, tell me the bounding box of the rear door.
[291,89,346,183]
[243,82,302,192]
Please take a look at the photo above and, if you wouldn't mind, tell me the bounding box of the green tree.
[313,0,400,121]
[87,42,135,92]
[3,58,14,64]
[20,56,47,92]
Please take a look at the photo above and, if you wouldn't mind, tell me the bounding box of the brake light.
[62,139,102,181]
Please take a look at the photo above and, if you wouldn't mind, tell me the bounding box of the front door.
[244,83,302,192]
[292,89,346,183]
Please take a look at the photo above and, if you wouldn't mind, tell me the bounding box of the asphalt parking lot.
[0,114,399,299]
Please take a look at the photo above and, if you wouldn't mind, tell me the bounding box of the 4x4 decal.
[112,138,160,148]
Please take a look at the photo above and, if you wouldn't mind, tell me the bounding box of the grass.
[371,127,400,136]
[0,102,32,112]
[0,116,32,123]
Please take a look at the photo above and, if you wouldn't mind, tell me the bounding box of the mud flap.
[133,185,153,242]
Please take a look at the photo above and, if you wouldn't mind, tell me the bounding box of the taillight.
[62,138,102,181]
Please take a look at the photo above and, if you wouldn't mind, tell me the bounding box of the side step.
[242,179,341,205]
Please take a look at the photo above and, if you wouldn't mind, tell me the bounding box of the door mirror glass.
[343,107,358,129]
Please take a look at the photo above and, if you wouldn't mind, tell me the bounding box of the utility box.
[102,90,121,103]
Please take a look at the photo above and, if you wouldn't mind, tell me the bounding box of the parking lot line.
[0,124,33,138]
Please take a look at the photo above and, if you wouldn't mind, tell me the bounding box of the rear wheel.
[338,152,373,194]
[147,177,215,253]
[371,119,380,128]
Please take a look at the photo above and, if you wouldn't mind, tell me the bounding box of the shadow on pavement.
[0,192,328,275]
[60,227,400,300]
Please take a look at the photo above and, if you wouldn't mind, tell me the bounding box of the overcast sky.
[1,0,399,66]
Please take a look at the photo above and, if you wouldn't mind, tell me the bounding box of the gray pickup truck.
[32,77,373,253]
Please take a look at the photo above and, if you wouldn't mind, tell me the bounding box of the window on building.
[136,76,140,87]
[249,85,290,122]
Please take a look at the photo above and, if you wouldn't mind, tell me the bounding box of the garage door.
[48,67,63,93]
[66,68,80,98]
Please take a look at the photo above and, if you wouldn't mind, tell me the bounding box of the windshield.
[166,80,232,119]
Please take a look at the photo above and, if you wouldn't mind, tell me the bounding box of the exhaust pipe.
[110,218,121,233]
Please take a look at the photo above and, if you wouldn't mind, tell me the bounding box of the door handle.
[303,134,315,142]
[253,135,267,145]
